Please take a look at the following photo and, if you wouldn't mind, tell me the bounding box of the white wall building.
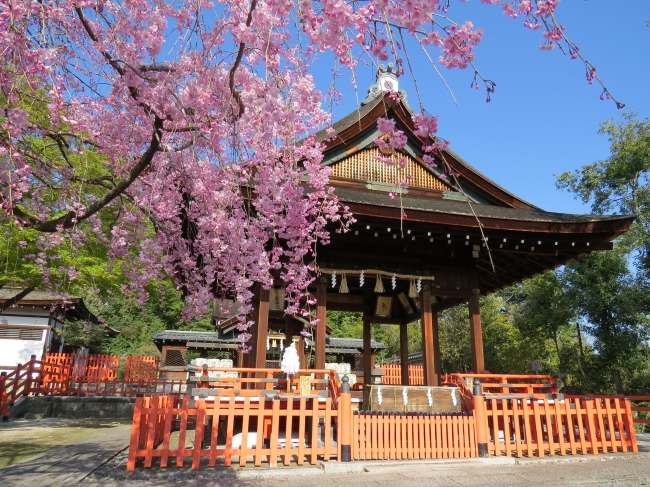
[0,289,99,373]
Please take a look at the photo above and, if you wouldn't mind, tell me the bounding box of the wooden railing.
[0,358,39,418]
[1,355,181,419]
[352,411,476,460]
[475,394,637,457]
[379,365,424,385]
[127,368,345,469]
[442,373,559,396]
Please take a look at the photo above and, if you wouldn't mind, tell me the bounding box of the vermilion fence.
[127,368,343,469]
[478,394,637,457]
[352,411,477,460]
[1,354,178,419]
[73,354,120,381]
[379,365,424,385]
[623,396,650,427]
[125,355,160,382]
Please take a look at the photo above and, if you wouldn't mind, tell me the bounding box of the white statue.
[280,342,300,393]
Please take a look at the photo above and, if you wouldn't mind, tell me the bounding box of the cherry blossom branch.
[15,116,164,232]
[229,0,258,118]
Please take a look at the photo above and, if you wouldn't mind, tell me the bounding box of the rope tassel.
[408,278,418,298]
[339,273,349,293]
[374,274,385,293]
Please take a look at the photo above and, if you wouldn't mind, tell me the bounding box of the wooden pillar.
[468,294,485,373]
[432,310,442,379]
[400,323,409,386]
[420,287,439,386]
[316,278,327,373]
[251,286,270,371]
[284,316,294,349]
[298,336,306,369]
[363,316,372,385]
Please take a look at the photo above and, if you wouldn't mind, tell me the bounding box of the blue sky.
[311,1,649,214]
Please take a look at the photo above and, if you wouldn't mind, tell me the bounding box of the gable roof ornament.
[362,63,412,111]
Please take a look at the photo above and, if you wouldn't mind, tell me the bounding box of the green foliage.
[439,293,558,375]
[372,321,422,362]
[564,250,650,393]
[87,282,213,356]
[55,319,107,351]
[556,113,650,270]
[326,311,363,339]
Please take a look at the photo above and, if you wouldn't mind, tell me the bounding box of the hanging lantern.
[271,339,277,348]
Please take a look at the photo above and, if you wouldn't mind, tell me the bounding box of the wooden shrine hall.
[243,64,633,388]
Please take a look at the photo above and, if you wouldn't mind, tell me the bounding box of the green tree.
[563,250,650,394]
[557,113,650,270]
[514,273,581,375]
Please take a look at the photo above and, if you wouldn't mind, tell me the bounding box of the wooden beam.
[420,287,438,386]
[400,322,409,386]
[468,294,485,373]
[316,278,327,373]
[363,316,372,385]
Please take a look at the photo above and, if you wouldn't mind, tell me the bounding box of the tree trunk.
[552,330,564,373]
[575,322,587,379]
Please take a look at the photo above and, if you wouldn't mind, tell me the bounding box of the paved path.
[0,425,131,487]
[1,423,649,487]
[87,455,650,487]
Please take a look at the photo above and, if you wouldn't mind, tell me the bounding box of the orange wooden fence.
[127,369,344,469]
[1,355,180,419]
[125,356,160,382]
[72,354,120,381]
[622,395,650,427]
[477,394,637,457]
[0,358,39,418]
[379,365,424,385]
[352,411,477,460]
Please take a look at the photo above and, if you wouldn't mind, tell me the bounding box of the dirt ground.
[0,418,130,469]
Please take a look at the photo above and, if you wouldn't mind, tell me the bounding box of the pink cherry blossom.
[0,0,622,351]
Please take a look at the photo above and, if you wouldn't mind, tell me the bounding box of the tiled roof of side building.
[0,288,82,302]
[152,330,232,343]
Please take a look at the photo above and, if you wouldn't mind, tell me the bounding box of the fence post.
[340,376,352,462]
[1,372,7,420]
[473,379,489,457]
[26,355,36,395]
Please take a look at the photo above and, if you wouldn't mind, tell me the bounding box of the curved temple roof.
[312,84,633,311]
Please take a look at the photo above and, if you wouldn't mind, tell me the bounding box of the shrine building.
[242,64,633,387]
